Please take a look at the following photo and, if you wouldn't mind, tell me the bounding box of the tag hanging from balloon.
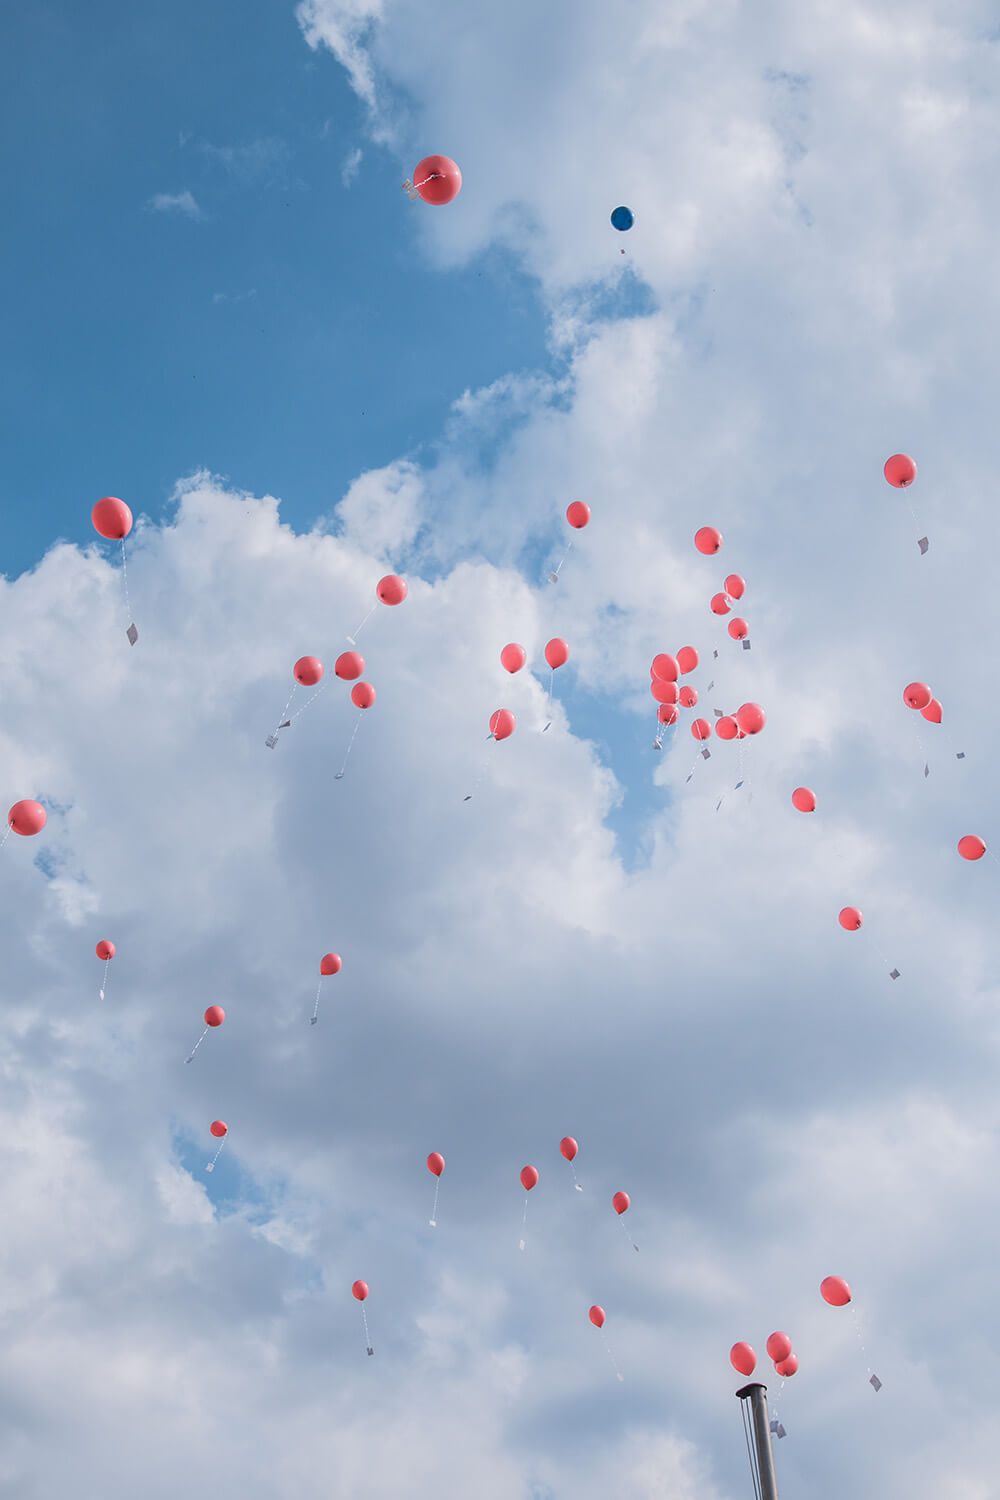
[205,1119,228,1172]
[266,657,327,749]
[186,1005,225,1063]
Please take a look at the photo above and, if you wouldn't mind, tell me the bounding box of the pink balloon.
[413,155,461,205]
[545,638,569,670]
[351,681,376,709]
[501,643,527,674]
[91,496,133,540]
[716,716,738,740]
[839,906,863,931]
[884,453,917,488]
[735,702,765,735]
[612,1191,630,1215]
[210,1120,228,1138]
[958,835,986,861]
[730,1342,757,1377]
[820,1275,852,1307]
[204,1006,225,1027]
[678,685,698,708]
[728,617,749,641]
[711,593,731,615]
[651,678,679,705]
[651,653,679,682]
[7,800,46,836]
[566,501,591,529]
[427,1152,445,1177]
[560,1136,578,1161]
[520,1165,539,1191]
[376,575,407,605]
[320,953,342,976]
[691,718,711,740]
[490,709,516,741]
[766,1331,793,1363]
[725,574,746,600]
[676,646,699,674]
[921,698,943,724]
[95,940,115,961]
[657,703,679,725]
[294,656,324,686]
[903,682,932,710]
[792,786,817,812]
[775,1354,798,1377]
[695,526,723,555]
[352,1279,369,1301]
[589,1305,606,1328]
[335,651,365,681]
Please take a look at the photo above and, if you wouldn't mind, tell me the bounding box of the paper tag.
[126,623,138,645]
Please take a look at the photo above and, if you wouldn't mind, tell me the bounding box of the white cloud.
[146,190,203,219]
[341,145,363,185]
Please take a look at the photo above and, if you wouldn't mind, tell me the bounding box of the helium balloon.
[520,1165,539,1191]
[7,800,46,837]
[725,574,745,600]
[679,685,698,708]
[294,656,324,687]
[711,593,731,615]
[775,1354,798,1377]
[376,575,407,606]
[694,527,723,555]
[651,679,679,704]
[204,1006,225,1027]
[91,497,133,540]
[792,786,817,812]
[566,501,591,528]
[335,651,365,681]
[728,617,749,641]
[691,718,711,740]
[490,709,516,741]
[501,643,527,674]
[820,1276,852,1307]
[352,1279,369,1301]
[958,835,986,861]
[545,638,570,669]
[839,906,863,930]
[427,1152,445,1177]
[610,206,634,231]
[921,698,943,723]
[716,716,738,740]
[730,1343,757,1377]
[210,1120,227,1138]
[95,940,115,961]
[589,1304,606,1327]
[612,1192,630,1215]
[676,646,699,674]
[412,155,461,204]
[766,1332,793,1363]
[735,702,766,735]
[903,682,932,710]
[351,681,376,709]
[560,1137,578,1161]
[657,703,679,725]
[320,953,342,976]
[651,653,679,682]
[884,453,917,488]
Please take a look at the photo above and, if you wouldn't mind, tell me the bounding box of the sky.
[2,1,1000,1497]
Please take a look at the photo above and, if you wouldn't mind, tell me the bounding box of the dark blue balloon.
[610,206,634,232]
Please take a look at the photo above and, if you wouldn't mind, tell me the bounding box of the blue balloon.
[610,206,634,232]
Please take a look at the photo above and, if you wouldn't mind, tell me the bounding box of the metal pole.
[735,1383,779,1500]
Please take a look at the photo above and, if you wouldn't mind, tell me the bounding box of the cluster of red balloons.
[730,1330,798,1379]
[708,571,749,641]
[500,638,570,676]
[902,681,942,722]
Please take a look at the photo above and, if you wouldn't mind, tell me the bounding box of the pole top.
[735,1382,769,1400]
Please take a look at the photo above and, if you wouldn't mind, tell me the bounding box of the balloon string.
[912,718,930,779]
[603,1332,624,1383]
[99,957,111,1001]
[0,826,10,851]
[347,603,378,644]
[361,1305,373,1355]
[311,978,323,1025]
[548,539,574,583]
[185,1026,209,1064]
[271,684,298,740]
[519,1194,529,1250]
[543,667,555,731]
[463,738,496,800]
[288,678,329,724]
[569,1162,583,1191]
[430,1178,440,1226]
[851,1302,881,1389]
[335,715,363,780]
[617,1214,639,1252]
[119,537,135,635]
[205,1137,227,1173]
[865,926,900,980]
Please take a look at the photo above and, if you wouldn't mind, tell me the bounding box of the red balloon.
[903,682,932,710]
[335,651,365,681]
[352,1279,369,1301]
[728,617,749,641]
[95,940,115,960]
[377,574,407,606]
[725,574,745,600]
[352,681,376,709]
[612,1191,630,1215]
[520,1165,539,1191]
[691,718,711,740]
[792,786,817,813]
[501,643,526,674]
[210,1120,227,1138]
[730,1342,757,1377]
[766,1331,793,1363]
[589,1305,606,1328]
[559,1136,578,1161]
[91,496,133,540]
[695,526,723,555]
[884,453,917,488]
[676,646,699,674]
[566,501,591,529]
[678,685,698,708]
[958,835,986,861]
[716,716,738,740]
[775,1354,798,1377]
[545,638,569,670]
[651,653,679,682]
[294,655,324,686]
[711,593,731,615]
[320,953,342,976]
[839,906,863,930]
[820,1275,852,1307]
[413,155,461,205]
[7,800,46,836]
[490,709,516,741]
[921,698,943,724]
[657,703,679,725]
[427,1152,445,1177]
[735,702,765,735]
[651,678,679,705]
[204,1005,225,1027]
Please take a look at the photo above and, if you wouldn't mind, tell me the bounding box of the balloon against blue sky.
[2,1,1000,1498]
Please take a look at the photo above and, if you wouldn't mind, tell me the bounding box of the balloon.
[725,574,746,600]
[711,593,731,615]
[958,835,986,861]
[490,709,516,741]
[210,1120,227,1138]
[7,800,46,836]
[716,716,738,740]
[335,651,365,681]
[520,1165,539,1191]
[560,1136,578,1161]
[884,453,917,488]
[351,682,376,709]
[95,940,115,960]
[294,656,324,686]
[921,698,943,723]
[413,155,461,205]
[320,953,342,976]
[91,496,133,540]
[610,206,634,231]
[427,1152,445,1177]
[651,654,679,682]
[352,1279,369,1301]
[735,702,766,735]
[728,617,749,641]
[775,1354,798,1377]
[676,646,699,674]
[903,682,932,710]
[692,718,711,740]
[612,1191,630,1215]
[678,685,698,708]
[657,703,679,725]
[730,1342,757,1377]
[566,501,591,528]
[377,575,407,606]
[589,1304,606,1327]
[652,679,679,704]
[501,643,527,674]
[545,638,570,670]
[839,906,863,930]
[766,1332,793,1363]
[694,527,723,555]
[792,786,816,812]
[204,1005,225,1027]
[820,1275,852,1307]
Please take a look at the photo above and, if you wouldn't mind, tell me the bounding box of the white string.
[185,1026,209,1064]
[288,679,328,724]
[311,978,323,1025]
[603,1331,624,1382]
[543,666,554,731]
[205,1136,227,1172]
[430,1178,441,1226]
[617,1214,639,1252]
[519,1194,529,1250]
[548,539,574,583]
[0,826,10,851]
[347,603,378,644]
[334,714,363,780]
[99,957,111,1002]
[361,1304,374,1356]
[119,538,136,641]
